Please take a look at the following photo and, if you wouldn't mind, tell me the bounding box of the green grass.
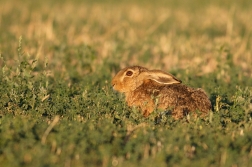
[0,0,252,166]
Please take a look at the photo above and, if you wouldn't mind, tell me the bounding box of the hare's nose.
[111,82,115,88]
[111,80,116,86]
[112,84,116,89]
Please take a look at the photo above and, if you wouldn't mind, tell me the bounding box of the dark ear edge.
[146,70,182,85]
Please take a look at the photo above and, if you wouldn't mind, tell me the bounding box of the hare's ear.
[144,70,182,85]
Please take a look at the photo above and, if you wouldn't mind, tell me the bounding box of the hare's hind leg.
[171,106,190,120]
[191,89,212,114]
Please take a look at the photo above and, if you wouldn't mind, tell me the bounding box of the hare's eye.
[126,71,133,76]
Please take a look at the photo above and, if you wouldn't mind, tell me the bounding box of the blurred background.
[0,0,251,81]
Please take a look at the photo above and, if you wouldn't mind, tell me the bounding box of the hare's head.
[112,66,182,93]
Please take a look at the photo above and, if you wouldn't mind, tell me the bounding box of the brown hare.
[111,66,212,119]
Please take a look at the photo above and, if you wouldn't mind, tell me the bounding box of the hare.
[111,66,212,119]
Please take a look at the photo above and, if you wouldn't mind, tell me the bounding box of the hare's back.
[162,84,194,97]
[160,84,211,112]
[157,84,194,106]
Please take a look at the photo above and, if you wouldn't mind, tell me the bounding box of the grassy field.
[0,0,252,166]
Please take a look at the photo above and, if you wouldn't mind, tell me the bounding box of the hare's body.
[126,81,211,118]
[112,66,211,119]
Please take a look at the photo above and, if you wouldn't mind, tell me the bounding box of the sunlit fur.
[112,66,212,119]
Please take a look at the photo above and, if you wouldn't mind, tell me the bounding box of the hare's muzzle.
[111,81,123,92]
[112,83,116,90]
[111,80,117,91]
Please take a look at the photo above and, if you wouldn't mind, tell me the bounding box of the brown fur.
[112,66,212,119]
